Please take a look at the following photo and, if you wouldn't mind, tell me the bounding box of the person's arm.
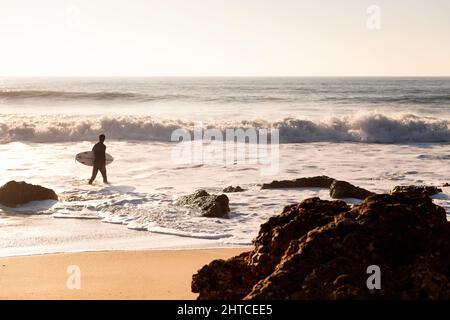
[92,144,99,159]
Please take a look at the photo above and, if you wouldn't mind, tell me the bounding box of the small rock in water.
[0,180,58,207]
[329,180,374,200]
[391,185,442,197]
[223,186,245,193]
[261,176,375,200]
[176,189,230,218]
[261,175,335,190]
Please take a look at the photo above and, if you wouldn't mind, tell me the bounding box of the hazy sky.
[0,0,449,76]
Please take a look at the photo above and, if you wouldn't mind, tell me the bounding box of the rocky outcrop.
[0,181,58,207]
[330,180,375,200]
[443,183,450,187]
[176,190,230,218]
[392,185,442,197]
[191,252,257,300]
[223,186,245,193]
[261,176,335,190]
[192,191,450,300]
[261,176,374,200]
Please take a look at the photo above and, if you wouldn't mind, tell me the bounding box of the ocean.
[0,77,449,256]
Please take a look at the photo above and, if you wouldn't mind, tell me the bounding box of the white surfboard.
[75,151,114,167]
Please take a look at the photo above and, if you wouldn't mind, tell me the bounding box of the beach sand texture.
[0,248,249,299]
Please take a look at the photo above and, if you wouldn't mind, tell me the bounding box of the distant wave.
[1,88,449,105]
[1,114,449,144]
[0,89,289,104]
[0,90,192,102]
[322,94,450,105]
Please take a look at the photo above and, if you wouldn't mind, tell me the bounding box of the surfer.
[89,134,108,184]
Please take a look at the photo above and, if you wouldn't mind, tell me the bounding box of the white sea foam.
[1,113,449,144]
[0,140,449,257]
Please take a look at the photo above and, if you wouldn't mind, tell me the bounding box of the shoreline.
[0,245,252,259]
[0,248,251,299]
[0,213,253,258]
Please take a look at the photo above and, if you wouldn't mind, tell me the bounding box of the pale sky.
[0,0,449,76]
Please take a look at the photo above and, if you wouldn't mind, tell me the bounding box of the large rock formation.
[176,190,230,218]
[0,181,58,207]
[192,191,450,299]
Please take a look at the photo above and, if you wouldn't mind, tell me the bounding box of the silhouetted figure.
[89,134,108,184]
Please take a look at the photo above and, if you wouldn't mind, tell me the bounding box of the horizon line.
[1,75,450,78]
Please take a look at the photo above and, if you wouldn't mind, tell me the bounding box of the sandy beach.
[0,248,249,300]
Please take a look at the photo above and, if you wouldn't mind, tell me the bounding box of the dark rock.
[261,176,375,200]
[250,197,349,277]
[0,181,58,207]
[223,186,245,193]
[176,190,230,218]
[392,185,442,197]
[192,252,256,300]
[192,192,450,300]
[442,183,449,187]
[261,176,335,190]
[330,180,375,200]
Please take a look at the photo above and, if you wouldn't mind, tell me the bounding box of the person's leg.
[100,167,108,183]
[89,166,99,184]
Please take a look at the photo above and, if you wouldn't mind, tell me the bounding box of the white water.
[1,140,449,257]
[0,113,449,144]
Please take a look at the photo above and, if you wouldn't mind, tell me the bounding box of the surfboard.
[75,151,114,167]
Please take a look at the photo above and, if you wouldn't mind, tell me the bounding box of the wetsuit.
[89,142,107,184]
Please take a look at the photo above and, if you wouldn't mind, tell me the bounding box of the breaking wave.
[1,113,449,144]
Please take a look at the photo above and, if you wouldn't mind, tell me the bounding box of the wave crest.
[1,114,449,144]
